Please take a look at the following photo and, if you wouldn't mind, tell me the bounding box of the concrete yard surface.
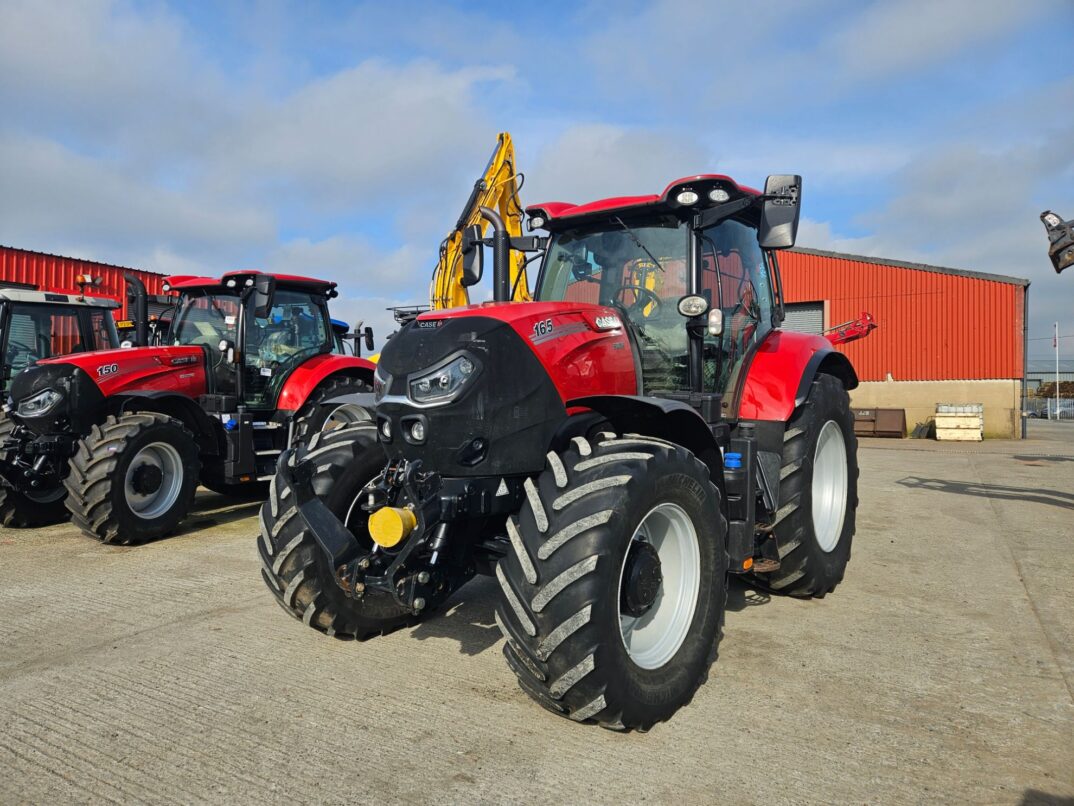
[1,422,1072,804]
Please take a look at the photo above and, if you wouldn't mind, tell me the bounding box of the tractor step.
[751,558,780,573]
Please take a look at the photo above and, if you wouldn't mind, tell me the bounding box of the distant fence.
[1024,397,1074,420]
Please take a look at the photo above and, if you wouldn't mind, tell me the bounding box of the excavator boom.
[430,132,531,309]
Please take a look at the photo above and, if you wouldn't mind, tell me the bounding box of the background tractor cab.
[0,270,376,538]
[261,173,863,731]
[0,285,119,396]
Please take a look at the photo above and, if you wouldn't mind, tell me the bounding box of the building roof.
[790,246,1030,288]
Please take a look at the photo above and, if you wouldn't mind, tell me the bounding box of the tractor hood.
[374,302,636,477]
[34,346,208,399]
[9,346,208,435]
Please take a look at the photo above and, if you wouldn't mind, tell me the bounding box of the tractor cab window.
[243,289,330,407]
[86,309,119,351]
[699,217,774,394]
[3,304,98,382]
[537,218,690,392]
[172,293,241,348]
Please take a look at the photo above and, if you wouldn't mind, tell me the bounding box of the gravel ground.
[1,422,1072,805]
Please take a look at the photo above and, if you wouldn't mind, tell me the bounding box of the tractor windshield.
[537,217,691,392]
[171,292,241,348]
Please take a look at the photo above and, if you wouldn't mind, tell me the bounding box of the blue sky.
[1,0,1072,350]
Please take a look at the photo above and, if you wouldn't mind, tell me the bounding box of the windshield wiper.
[613,216,665,272]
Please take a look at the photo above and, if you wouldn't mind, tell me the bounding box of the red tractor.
[260,174,860,730]
[0,271,375,540]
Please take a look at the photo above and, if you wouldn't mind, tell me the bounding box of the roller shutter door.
[783,302,824,335]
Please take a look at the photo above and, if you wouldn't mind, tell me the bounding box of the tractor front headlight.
[407,354,480,406]
[17,388,64,418]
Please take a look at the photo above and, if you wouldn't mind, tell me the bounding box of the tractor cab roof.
[163,270,337,296]
[0,288,119,308]
[526,174,761,230]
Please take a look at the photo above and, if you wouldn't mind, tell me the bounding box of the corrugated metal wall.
[0,245,168,319]
[779,249,1025,382]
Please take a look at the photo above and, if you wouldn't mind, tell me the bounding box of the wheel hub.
[620,540,663,617]
[131,463,164,495]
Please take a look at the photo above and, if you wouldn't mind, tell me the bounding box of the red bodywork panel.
[737,330,838,422]
[276,354,376,413]
[419,301,637,403]
[40,346,208,398]
[528,174,761,224]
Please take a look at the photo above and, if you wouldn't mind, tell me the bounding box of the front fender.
[276,354,376,413]
[737,330,858,422]
[568,395,725,492]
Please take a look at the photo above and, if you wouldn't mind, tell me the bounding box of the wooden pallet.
[935,413,983,441]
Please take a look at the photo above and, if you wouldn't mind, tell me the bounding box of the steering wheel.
[8,338,36,356]
[614,285,662,318]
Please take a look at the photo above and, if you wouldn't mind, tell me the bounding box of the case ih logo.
[417,320,442,329]
[97,363,119,378]
[594,315,622,330]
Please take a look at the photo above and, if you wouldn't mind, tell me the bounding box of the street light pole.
[1057,321,1061,421]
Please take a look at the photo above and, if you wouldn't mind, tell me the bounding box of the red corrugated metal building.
[780,247,1029,437]
[0,245,167,319]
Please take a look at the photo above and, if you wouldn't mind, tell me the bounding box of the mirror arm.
[693,196,754,230]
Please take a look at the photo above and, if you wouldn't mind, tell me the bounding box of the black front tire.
[0,412,68,528]
[496,432,727,731]
[755,373,858,596]
[290,376,373,447]
[64,413,200,544]
[258,423,415,638]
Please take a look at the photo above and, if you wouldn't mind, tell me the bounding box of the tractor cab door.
[538,219,691,394]
[242,289,331,408]
[171,292,243,397]
[699,217,776,396]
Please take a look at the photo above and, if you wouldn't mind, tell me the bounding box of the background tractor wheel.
[64,413,200,544]
[495,433,727,731]
[258,423,415,638]
[0,411,68,528]
[755,372,858,597]
[290,376,373,447]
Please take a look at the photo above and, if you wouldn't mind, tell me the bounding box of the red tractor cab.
[0,271,375,538]
[260,174,861,730]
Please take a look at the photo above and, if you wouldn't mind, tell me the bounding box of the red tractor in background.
[260,173,860,730]
[0,271,375,541]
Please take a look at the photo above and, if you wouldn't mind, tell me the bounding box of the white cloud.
[210,60,514,208]
[825,0,1056,81]
[0,135,274,267]
[525,124,709,205]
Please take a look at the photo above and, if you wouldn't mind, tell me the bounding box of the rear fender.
[116,392,221,455]
[736,331,858,423]
[567,395,725,500]
[276,354,376,413]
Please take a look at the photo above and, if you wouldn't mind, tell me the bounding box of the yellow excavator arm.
[430,132,531,309]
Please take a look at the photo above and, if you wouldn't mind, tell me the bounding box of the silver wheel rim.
[812,420,848,552]
[124,441,184,520]
[618,502,701,670]
[321,404,371,433]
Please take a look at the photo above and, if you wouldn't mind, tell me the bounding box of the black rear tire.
[496,432,727,731]
[258,423,415,638]
[64,413,200,544]
[0,412,68,528]
[290,376,373,447]
[755,373,858,596]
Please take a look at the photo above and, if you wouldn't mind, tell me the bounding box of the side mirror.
[759,174,802,249]
[363,326,374,352]
[461,224,484,287]
[252,274,276,319]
